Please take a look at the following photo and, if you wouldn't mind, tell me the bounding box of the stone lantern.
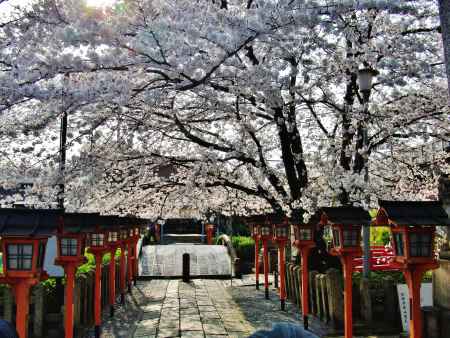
[272,214,289,310]
[376,200,450,338]
[292,210,319,330]
[321,207,371,338]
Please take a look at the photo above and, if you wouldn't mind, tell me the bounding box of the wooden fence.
[285,262,401,330]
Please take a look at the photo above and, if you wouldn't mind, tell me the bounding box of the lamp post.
[260,219,273,300]
[249,222,260,290]
[87,227,109,338]
[292,212,317,330]
[376,200,449,338]
[322,207,371,338]
[55,225,86,338]
[272,216,289,311]
[357,67,378,279]
[1,237,49,338]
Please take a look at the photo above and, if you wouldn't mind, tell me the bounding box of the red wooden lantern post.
[260,219,273,300]
[106,227,119,317]
[126,227,134,293]
[87,227,109,338]
[292,214,317,330]
[118,228,128,304]
[206,223,214,245]
[272,217,289,311]
[322,207,371,338]
[0,237,49,338]
[131,226,141,286]
[376,201,449,338]
[249,222,260,290]
[55,229,86,338]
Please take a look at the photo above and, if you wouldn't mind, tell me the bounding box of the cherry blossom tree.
[0,0,448,219]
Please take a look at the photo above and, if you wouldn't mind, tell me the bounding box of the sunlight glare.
[85,0,117,8]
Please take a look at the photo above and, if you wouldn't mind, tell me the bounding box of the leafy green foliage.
[231,236,255,263]
[370,226,391,245]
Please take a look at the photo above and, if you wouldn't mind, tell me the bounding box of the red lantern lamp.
[292,210,318,330]
[2,237,48,279]
[259,220,273,241]
[271,215,289,310]
[272,218,289,242]
[376,200,450,338]
[321,207,371,338]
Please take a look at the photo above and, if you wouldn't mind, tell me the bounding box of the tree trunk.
[439,0,450,103]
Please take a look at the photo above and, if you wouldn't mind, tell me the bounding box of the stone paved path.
[97,276,398,338]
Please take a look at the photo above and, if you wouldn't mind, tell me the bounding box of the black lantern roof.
[378,200,450,226]
[0,209,147,237]
[0,208,63,237]
[321,207,371,226]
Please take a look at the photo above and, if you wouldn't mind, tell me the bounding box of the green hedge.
[231,236,255,263]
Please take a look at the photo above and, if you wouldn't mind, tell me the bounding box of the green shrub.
[231,236,255,263]
[370,226,391,245]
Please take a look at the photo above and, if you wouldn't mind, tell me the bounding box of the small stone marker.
[183,253,190,282]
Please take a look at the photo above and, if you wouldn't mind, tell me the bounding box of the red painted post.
[133,238,139,285]
[403,266,431,338]
[94,253,102,338]
[119,244,126,304]
[300,247,311,327]
[263,239,269,299]
[279,242,286,310]
[13,281,32,338]
[342,255,354,338]
[65,264,76,338]
[108,247,116,317]
[254,238,260,290]
[127,241,133,293]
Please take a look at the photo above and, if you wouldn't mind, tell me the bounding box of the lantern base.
[265,288,269,299]
[134,278,137,286]
[94,325,101,338]
[120,293,125,305]
[128,284,132,293]
[280,299,285,311]
[303,315,309,330]
[256,280,259,290]
[110,305,114,318]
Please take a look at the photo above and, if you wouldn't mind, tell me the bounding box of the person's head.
[247,323,319,338]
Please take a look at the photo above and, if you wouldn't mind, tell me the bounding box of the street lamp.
[272,215,289,311]
[357,67,379,95]
[376,200,450,338]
